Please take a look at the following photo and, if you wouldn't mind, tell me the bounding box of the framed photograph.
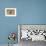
[18,24,46,42]
[5,8,16,16]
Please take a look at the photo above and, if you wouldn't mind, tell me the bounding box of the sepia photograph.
[5,8,16,16]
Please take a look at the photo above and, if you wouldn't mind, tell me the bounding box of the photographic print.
[18,24,46,41]
[18,24,46,46]
[5,8,16,16]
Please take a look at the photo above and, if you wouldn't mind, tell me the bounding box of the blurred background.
[0,0,46,46]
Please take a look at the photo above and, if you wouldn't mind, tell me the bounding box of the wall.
[0,0,46,44]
